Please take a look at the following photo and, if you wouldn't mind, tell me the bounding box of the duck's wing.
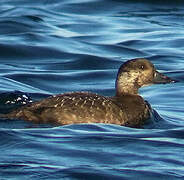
[1,92,126,125]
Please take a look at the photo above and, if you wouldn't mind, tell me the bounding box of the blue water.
[0,0,184,179]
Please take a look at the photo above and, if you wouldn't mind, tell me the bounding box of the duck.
[2,58,177,128]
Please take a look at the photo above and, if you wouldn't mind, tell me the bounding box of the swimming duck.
[2,58,177,128]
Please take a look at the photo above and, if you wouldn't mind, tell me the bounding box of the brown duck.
[2,58,177,128]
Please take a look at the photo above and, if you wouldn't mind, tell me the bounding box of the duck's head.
[116,58,177,96]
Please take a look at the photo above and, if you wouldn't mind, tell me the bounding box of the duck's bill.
[153,71,178,84]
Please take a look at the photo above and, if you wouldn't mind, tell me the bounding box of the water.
[0,0,184,179]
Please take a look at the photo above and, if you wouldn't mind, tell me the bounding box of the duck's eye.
[140,65,144,70]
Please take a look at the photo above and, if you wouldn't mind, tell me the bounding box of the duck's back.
[4,92,127,125]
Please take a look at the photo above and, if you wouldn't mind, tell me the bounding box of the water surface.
[0,0,184,179]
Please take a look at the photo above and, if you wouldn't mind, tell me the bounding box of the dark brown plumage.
[2,58,177,128]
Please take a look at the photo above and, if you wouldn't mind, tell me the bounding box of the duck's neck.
[115,72,139,96]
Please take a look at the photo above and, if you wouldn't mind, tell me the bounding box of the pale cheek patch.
[117,71,140,93]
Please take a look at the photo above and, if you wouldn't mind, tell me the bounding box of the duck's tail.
[0,113,8,118]
[0,110,24,119]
